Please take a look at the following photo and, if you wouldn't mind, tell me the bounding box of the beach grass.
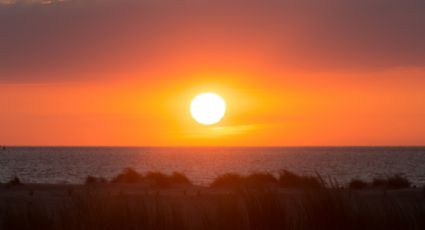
[0,170,423,230]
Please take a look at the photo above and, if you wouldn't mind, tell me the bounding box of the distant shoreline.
[3,169,421,189]
[3,146,425,148]
[2,147,425,186]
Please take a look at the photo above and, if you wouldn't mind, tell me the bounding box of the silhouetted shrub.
[6,176,22,186]
[111,168,143,183]
[372,175,411,189]
[211,171,323,188]
[85,176,97,185]
[423,185,425,198]
[144,172,192,188]
[385,175,411,189]
[85,176,107,185]
[278,170,323,189]
[110,169,191,188]
[349,179,369,189]
[245,172,277,186]
[170,172,192,185]
[372,178,386,187]
[145,172,171,187]
[210,173,244,187]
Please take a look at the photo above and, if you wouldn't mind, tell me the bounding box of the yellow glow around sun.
[190,93,226,125]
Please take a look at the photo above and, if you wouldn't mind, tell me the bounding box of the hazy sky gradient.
[1,0,424,145]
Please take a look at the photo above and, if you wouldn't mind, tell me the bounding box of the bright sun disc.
[190,93,226,125]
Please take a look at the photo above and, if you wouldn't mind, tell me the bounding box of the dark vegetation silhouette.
[85,176,108,185]
[349,175,412,190]
[1,183,424,229]
[111,168,144,183]
[373,175,411,188]
[210,171,323,188]
[6,176,21,186]
[348,179,369,189]
[101,168,192,188]
[278,170,324,188]
[0,169,422,230]
[210,173,245,187]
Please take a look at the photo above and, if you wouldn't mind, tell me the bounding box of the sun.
[190,93,226,125]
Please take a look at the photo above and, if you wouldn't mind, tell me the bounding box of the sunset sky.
[1,0,424,146]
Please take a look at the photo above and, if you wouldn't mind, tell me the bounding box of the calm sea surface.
[0,147,424,186]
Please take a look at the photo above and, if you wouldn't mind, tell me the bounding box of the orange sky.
[0,0,424,146]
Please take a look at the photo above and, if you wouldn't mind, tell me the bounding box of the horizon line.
[2,145,425,148]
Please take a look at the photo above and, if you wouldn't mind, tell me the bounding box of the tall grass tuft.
[278,170,323,189]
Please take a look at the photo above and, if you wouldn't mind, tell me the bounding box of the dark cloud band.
[1,0,424,82]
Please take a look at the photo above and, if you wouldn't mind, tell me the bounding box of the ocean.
[1,147,424,186]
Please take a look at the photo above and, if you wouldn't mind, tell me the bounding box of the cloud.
[0,0,424,82]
